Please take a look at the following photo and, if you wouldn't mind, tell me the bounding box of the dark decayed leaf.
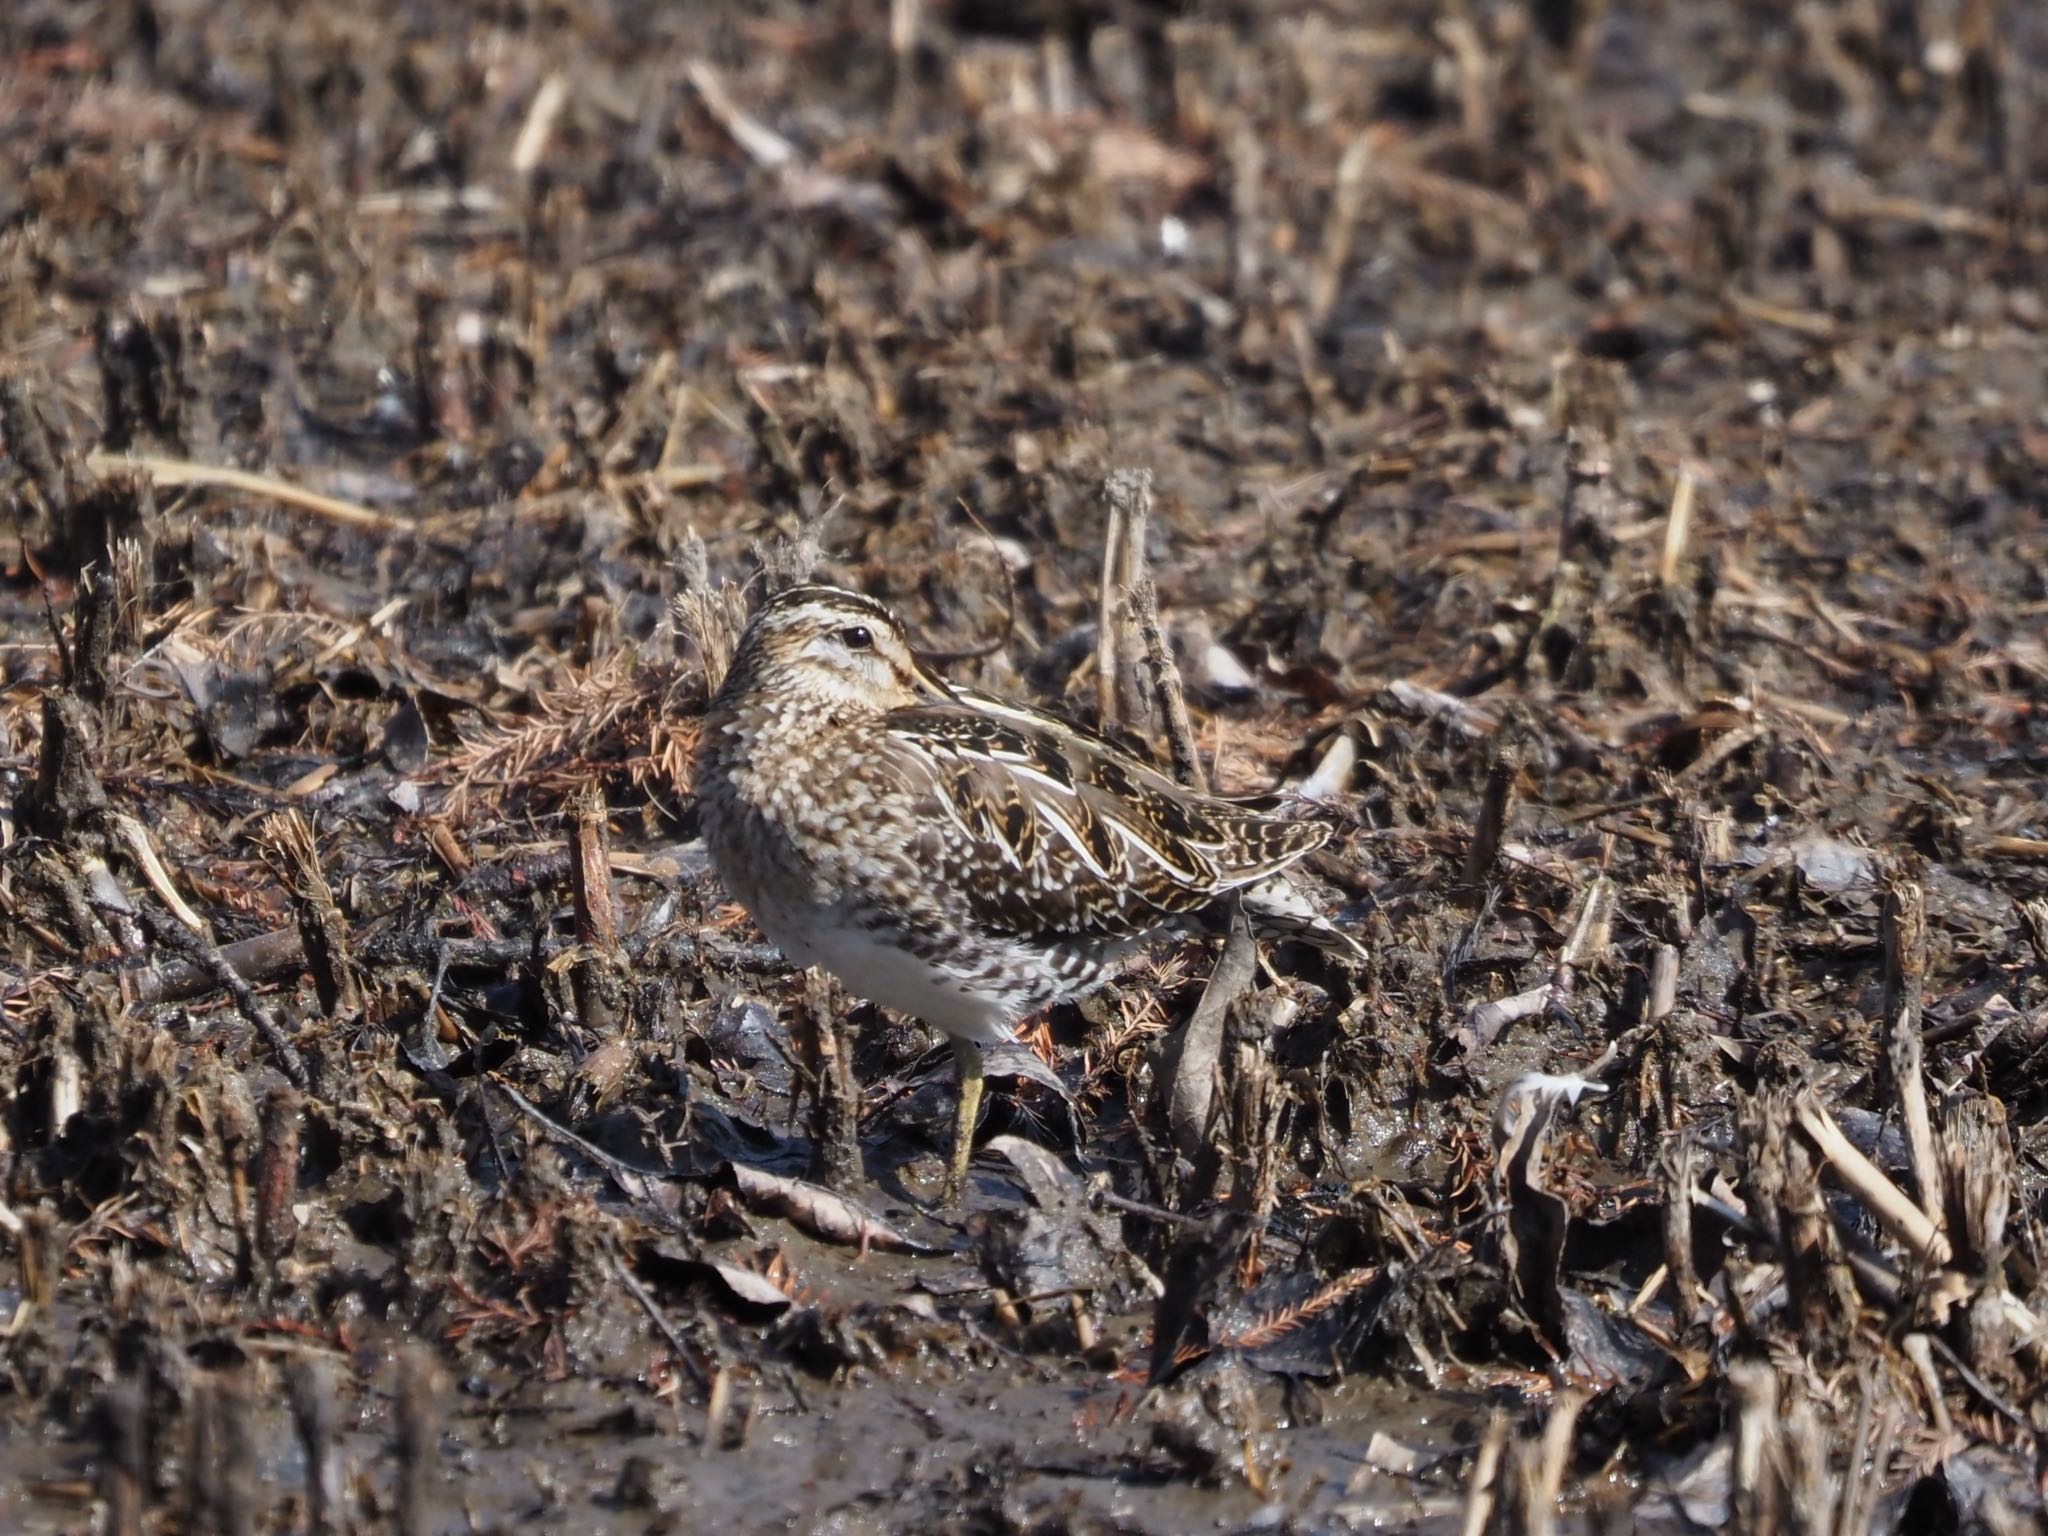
[974,1134,1152,1313]
[632,1239,794,1318]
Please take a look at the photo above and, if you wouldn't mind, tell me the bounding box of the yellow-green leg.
[944,1037,985,1207]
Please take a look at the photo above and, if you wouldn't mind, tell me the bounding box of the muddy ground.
[2,0,2047,1531]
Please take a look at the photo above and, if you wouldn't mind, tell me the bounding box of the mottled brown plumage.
[694,584,1360,1199]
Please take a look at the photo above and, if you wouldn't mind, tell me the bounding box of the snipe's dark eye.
[838,625,874,651]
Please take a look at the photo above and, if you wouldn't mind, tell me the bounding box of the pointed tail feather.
[1238,875,1368,963]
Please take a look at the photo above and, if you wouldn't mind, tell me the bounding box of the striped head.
[712,585,954,719]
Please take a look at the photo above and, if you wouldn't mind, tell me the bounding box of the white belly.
[701,788,1022,1046]
[733,877,1013,1046]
